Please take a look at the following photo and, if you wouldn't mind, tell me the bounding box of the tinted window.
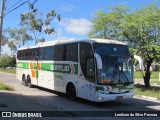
[20,50,31,60]
[17,51,22,60]
[66,43,78,62]
[39,47,53,60]
[46,47,53,60]
[94,44,130,56]
[54,45,65,61]
[32,48,39,60]
[80,42,93,77]
[39,47,45,60]
[23,50,29,60]
[17,49,38,60]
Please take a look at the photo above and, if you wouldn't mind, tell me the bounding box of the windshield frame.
[93,43,133,85]
[97,56,134,85]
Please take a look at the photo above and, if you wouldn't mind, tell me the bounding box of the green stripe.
[33,63,37,70]
[16,62,29,69]
[73,64,78,74]
[36,70,38,78]
[96,86,104,91]
[96,84,134,91]
[16,62,78,74]
[41,63,78,74]
[112,85,134,90]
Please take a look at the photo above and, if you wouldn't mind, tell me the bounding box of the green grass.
[0,69,16,74]
[151,80,160,85]
[134,84,160,98]
[0,82,14,91]
[134,71,159,79]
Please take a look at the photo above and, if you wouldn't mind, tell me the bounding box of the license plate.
[116,96,123,100]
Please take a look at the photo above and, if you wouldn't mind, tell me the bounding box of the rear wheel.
[27,76,33,88]
[67,83,76,100]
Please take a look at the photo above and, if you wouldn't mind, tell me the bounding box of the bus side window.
[39,47,45,60]
[66,43,78,62]
[23,50,29,60]
[54,45,65,61]
[17,51,22,60]
[80,42,94,82]
[33,49,39,60]
[28,49,34,60]
[45,47,53,60]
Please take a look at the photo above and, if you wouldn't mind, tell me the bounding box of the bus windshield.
[94,43,133,85]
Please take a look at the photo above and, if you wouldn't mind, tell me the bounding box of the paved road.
[0,73,160,120]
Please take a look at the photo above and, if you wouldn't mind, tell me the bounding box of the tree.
[0,55,16,68]
[20,4,61,45]
[89,3,160,87]
[5,28,33,54]
[1,34,8,46]
[5,3,61,54]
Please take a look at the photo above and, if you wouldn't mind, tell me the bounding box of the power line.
[0,0,38,56]
[1,0,38,18]
[5,0,22,13]
[3,0,30,17]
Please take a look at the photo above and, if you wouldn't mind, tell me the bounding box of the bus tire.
[27,76,33,88]
[22,75,27,86]
[66,83,76,100]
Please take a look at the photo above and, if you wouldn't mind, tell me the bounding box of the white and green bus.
[16,38,134,102]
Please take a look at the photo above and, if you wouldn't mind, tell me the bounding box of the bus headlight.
[97,96,104,101]
[104,86,112,91]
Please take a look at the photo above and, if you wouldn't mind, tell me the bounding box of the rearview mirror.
[94,53,102,69]
[134,55,144,71]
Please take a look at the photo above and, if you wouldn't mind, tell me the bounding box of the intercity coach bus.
[16,38,134,102]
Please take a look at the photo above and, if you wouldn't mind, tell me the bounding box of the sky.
[1,0,160,53]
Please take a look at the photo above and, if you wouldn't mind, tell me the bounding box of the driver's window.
[80,42,93,77]
[80,42,95,83]
[86,57,95,77]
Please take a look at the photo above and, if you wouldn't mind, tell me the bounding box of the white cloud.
[60,18,92,35]
[53,28,77,40]
[62,3,74,12]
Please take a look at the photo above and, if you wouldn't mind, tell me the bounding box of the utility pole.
[0,0,5,56]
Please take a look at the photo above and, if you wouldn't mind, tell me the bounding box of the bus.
[16,38,134,102]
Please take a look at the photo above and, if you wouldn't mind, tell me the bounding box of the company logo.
[17,63,23,68]
[50,65,70,72]
[2,112,11,117]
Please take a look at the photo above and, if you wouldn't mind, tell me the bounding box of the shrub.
[0,55,16,68]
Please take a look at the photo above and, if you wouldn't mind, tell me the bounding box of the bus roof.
[18,38,127,50]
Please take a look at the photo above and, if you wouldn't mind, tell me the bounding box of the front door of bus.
[86,57,96,101]
[79,42,95,101]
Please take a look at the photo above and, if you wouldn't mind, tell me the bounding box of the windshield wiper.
[111,61,118,83]
[118,62,130,84]
[121,70,130,84]
[115,62,130,84]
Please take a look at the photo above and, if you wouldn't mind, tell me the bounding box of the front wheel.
[67,83,76,100]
